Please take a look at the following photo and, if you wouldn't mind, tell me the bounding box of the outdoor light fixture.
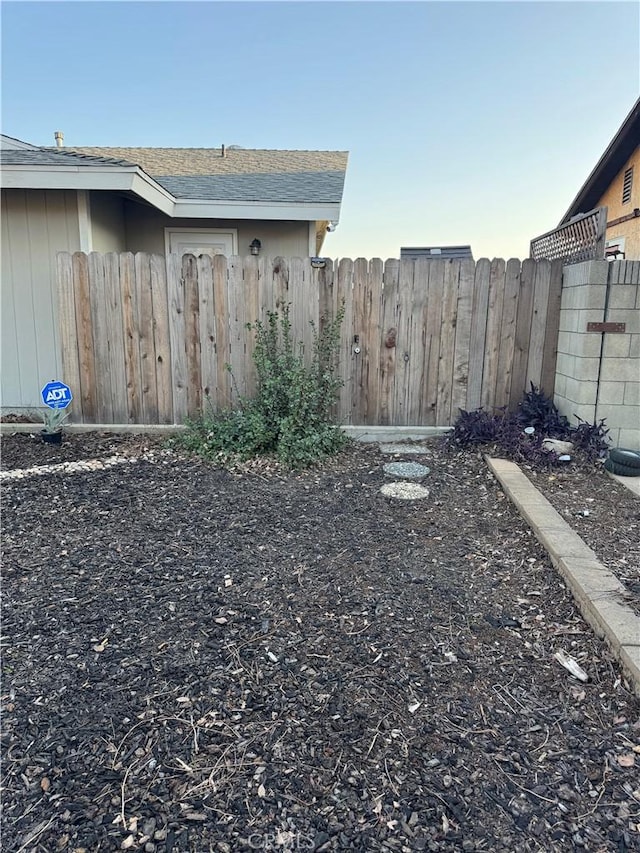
[250,238,261,256]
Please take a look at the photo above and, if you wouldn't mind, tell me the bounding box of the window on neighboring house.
[622,166,633,204]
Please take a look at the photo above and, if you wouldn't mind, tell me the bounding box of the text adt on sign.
[41,380,73,410]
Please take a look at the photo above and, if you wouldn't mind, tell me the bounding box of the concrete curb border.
[487,457,640,697]
[606,470,640,498]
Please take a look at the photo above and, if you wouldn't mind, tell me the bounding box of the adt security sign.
[42,380,73,410]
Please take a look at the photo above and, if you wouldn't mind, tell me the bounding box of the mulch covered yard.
[1,433,639,853]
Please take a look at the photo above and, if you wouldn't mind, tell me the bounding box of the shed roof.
[400,246,474,260]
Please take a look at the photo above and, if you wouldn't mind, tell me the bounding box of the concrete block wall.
[554,260,640,450]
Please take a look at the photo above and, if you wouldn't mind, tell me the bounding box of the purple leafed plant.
[445,385,609,467]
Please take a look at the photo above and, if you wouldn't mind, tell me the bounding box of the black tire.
[608,448,640,469]
[604,457,640,477]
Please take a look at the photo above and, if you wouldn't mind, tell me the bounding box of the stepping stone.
[379,443,430,456]
[380,482,430,500]
[383,461,430,480]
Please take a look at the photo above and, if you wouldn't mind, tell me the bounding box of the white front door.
[166,228,237,258]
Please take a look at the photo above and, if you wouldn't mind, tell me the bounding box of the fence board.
[436,261,460,425]
[540,259,563,395]
[212,254,231,409]
[290,256,314,367]
[243,255,260,399]
[351,258,369,424]
[197,254,216,408]
[412,259,431,424]
[120,252,142,422]
[391,259,417,425]
[150,254,172,423]
[423,260,445,424]
[450,258,475,418]
[336,258,355,423]
[466,259,491,410]
[103,252,128,422]
[72,252,97,422]
[480,259,506,410]
[88,252,113,423]
[167,253,188,421]
[510,257,536,406]
[526,259,551,390]
[378,259,399,425]
[57,252,81,422]
[272,256,290,311]
[494,258,521,409]
[135,253,159,424]
[227,256,249,402]
[366,258,384,424]
[182,255,202,416]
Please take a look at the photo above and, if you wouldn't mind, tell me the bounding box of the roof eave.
[560,98,640,224]
[1,163,175,215]
[172,198,342,221]
[1,164,343,221]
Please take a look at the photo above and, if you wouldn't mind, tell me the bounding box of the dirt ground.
[1,431,639,852]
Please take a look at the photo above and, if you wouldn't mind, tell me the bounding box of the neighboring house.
[400,246,473,261]
[559,98,640,260]
[0,134,348,411]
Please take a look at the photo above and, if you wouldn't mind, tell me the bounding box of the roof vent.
[54,131,64,148]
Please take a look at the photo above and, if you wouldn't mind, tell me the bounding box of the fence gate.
[57,252,563,426]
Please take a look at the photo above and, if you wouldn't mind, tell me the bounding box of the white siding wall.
[1,189,80,410]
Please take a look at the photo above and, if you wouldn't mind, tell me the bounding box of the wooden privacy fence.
[56,252,563,426]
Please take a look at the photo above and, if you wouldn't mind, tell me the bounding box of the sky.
[1,0,639,260]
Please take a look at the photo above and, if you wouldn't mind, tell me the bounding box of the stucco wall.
[554,260,640,450]
[1,188,80,409]
[122,201,312,258]
[599,145,640,259]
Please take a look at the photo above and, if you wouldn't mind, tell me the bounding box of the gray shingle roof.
[0,148,136,167]
[2,143,348,205]
[156,171,346,202]
[66,146,348,203]
[66,146,347,175]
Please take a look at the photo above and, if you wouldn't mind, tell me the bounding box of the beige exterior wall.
[599,144,640,259]
[122,200,312,258]
[1,188,81,410]
[554,260,640,449]
[89,191,126,252]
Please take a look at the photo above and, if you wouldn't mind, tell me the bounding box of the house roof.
[0,148,137,168]
[561,97,640,224]
[0,133,40,150]
[1,137,348,222]
[63,147,348,204]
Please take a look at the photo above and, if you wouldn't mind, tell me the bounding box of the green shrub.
[174,304,348,468]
